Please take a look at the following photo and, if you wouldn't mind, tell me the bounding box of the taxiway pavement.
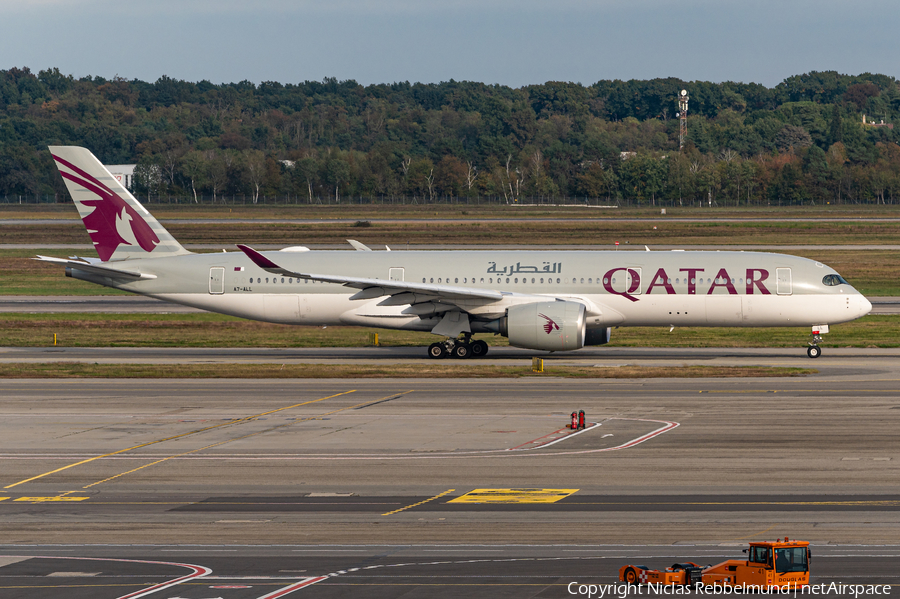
[1,356,899,595]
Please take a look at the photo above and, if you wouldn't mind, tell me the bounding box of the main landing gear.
[427,335,489,359]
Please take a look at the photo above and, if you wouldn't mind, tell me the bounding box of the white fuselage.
[71,249,872,333]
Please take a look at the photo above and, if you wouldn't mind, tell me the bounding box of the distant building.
[106,164,136,190]
[862,114,894,129]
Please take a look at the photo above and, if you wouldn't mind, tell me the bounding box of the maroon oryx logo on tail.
[52,153,159,261]
[538,313,560,334]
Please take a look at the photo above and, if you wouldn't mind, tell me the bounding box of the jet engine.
[498,301,587,351]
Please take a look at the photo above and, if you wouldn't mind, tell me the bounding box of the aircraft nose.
[858,295,873,317]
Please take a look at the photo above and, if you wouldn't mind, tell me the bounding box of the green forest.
[2,67,900,205]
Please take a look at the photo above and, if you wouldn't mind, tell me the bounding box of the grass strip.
[0,363,815,379]
[8,220,900,248]
[1,314,896,348]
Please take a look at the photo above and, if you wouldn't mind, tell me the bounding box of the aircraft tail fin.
[50,146,191,262]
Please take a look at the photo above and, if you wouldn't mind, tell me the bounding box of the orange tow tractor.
[619,538,810,590]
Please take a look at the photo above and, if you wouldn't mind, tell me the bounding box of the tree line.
[2,67,900,205]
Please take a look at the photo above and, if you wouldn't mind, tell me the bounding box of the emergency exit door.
[389,268,405,281]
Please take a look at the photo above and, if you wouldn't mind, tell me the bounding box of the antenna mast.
[678,89,689,150]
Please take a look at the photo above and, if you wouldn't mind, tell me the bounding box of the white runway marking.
[0,555,212,599]
[0,418,680,464]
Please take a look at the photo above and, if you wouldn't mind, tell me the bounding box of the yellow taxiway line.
[3,390,357,489]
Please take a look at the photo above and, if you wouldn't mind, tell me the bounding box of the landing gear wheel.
[428,342,448,359]
[623,567,638,584]
[452,343,470,359]
[469,340,489,357]
[807,345,821,359]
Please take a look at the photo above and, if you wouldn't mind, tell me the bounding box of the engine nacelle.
[504,301,586,351]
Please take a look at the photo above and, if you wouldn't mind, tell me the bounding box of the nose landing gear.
[426,335,489,359]
[806,324,828,359]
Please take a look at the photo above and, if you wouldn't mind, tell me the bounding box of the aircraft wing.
[238,245,613,337]
[236,245,504,302]
[35,255,157,280]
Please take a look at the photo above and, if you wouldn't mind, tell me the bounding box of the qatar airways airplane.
[38,146,872,359]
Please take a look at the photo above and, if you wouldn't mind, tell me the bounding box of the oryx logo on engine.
[539,313,560,334]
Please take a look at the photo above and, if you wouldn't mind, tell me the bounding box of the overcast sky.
[2,0,897,88]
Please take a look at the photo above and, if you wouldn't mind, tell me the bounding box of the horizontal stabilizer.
[35,255,156,280]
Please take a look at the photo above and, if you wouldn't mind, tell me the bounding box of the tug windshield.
[774,547,809,573]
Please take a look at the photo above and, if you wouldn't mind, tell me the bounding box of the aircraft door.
[389,268,405,282]
[209,267,225,295]
[776,268,792,295]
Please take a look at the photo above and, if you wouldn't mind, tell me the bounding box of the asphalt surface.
[7,216,900,224]
[4,345,900,368]
[0,545,896,598]
[1,363,899,595]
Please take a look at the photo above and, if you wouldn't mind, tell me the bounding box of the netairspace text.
[567,582,892,598]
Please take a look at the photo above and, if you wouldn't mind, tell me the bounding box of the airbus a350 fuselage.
[40,146,873,359]
[65,249,870,330]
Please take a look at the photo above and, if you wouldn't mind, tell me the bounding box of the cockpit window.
[822,274,848,286]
